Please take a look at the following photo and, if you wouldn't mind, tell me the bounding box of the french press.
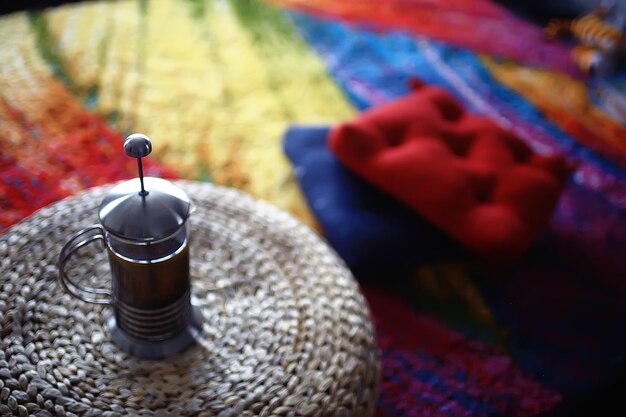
[58,133,202,359]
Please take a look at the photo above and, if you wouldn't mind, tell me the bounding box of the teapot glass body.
[58,178,202,358]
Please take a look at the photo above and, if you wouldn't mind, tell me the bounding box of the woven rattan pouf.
[0,181,380,417]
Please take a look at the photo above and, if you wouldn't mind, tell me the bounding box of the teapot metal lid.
[98,134,191,242]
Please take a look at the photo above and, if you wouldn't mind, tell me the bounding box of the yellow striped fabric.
[39,0,355,225]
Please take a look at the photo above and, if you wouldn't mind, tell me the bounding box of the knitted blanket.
[2,1,626,416]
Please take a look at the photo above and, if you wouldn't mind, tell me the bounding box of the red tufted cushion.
[329,82,572,262]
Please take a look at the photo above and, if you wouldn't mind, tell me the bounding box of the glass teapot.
[57,134,202,358]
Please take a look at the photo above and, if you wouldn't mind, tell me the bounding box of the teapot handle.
[58,225,114,305]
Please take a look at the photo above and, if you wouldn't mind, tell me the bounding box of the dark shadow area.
[558,367,626,417]
[0,0,84,15]
[494,0,604,25]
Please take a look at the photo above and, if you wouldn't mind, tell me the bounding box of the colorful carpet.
[1,0,626,416]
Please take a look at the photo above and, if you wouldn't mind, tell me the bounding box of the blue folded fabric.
[283,126,461,276]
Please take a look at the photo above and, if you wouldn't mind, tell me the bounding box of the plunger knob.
[124,133,152,158]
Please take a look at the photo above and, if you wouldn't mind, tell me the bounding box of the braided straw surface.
[0,181,379,417]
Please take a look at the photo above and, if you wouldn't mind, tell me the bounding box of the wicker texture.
[0,181,379,417]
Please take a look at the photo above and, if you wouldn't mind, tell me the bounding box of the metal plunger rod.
[123,133,153,196]
[137,157,146,195]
